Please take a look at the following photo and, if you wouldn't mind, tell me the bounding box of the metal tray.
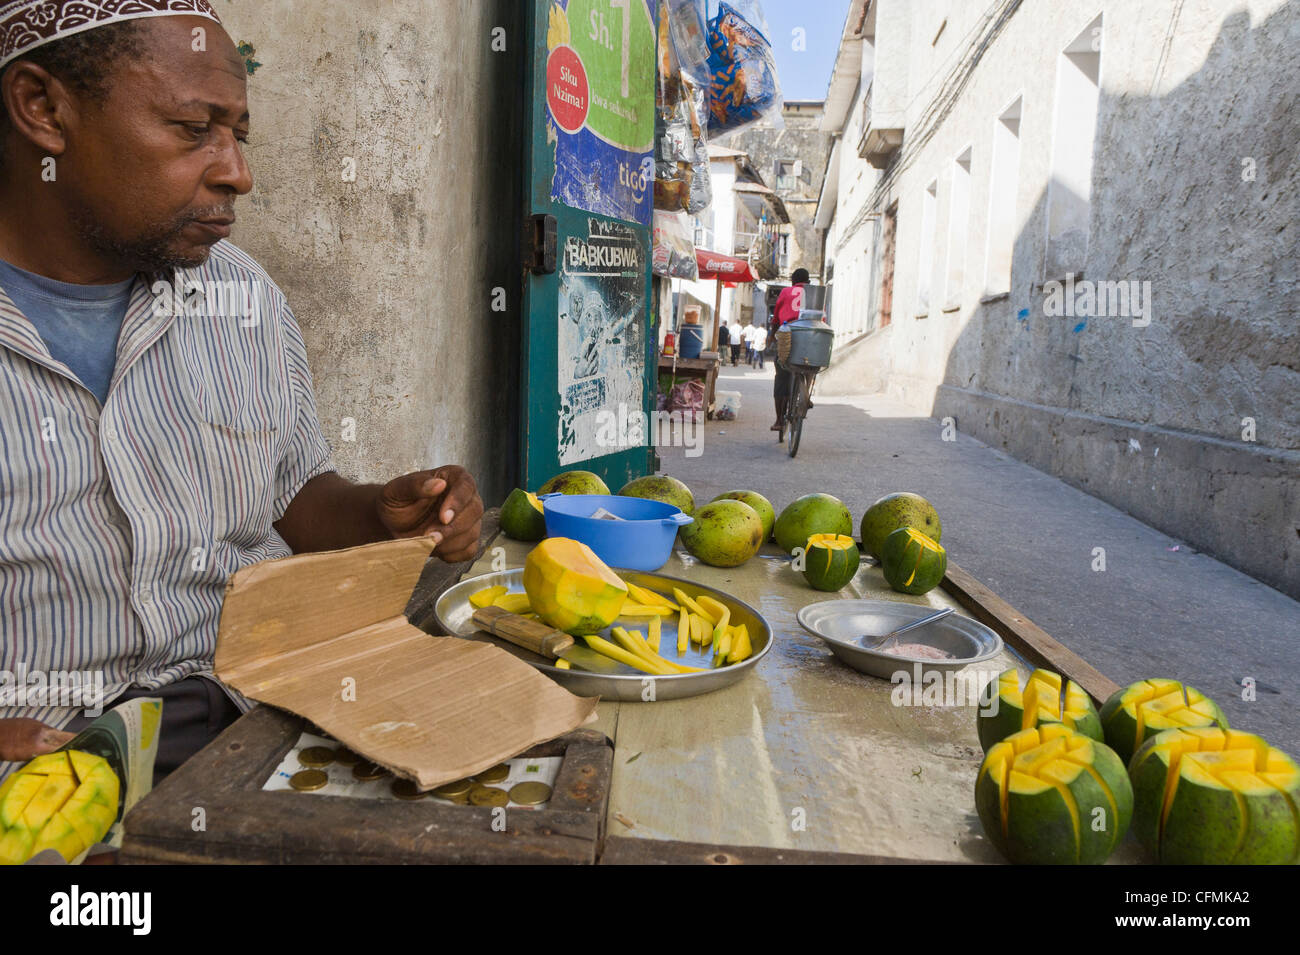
[796,599,1004,680]
[435,568,772,702]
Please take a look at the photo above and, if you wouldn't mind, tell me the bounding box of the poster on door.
[558,219,647,465]
[544,0,655,226]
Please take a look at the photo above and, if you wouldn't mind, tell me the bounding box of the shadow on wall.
[931,4,1300,599]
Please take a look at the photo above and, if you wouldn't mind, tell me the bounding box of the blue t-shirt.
[0,257,133,405]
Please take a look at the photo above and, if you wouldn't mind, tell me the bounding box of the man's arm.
[274,465,484,562]
[0,719,75,763]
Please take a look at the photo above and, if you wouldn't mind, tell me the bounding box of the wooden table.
[658,351,720,417]
[122,511,1133,865]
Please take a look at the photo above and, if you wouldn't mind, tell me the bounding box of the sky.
[705,0,853,102]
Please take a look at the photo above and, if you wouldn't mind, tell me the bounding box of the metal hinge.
[523,213,557,274]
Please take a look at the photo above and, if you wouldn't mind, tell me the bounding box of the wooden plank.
[598,836,957,866]
[405,508,501,634]
[941,560,1120,703]
[656,356,719,373]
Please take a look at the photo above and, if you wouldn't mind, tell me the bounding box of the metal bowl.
[796,599,1004,680]
[434,568,772,702]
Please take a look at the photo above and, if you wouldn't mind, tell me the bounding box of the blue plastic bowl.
[540,494,692,572]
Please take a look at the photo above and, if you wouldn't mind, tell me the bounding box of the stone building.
[725,101,833,283]
[814,0,1299,598]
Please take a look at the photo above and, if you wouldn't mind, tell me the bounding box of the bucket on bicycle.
[787,317,834,368]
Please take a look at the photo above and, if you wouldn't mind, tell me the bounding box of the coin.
[508,781,552,806]
[431,778,473,798]
[332,748,361,766]
[467,784,509,807]
[474,763,510,784]
[289,769,328,792]
[298,746,335,768]
[351,761,388,781]
[391,778,427,801]
[432,792,470,805]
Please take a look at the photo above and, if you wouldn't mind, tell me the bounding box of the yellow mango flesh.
[492,592,532,614]
[469,585,507,609]
[0,750,120,864]
[523,537,628,634]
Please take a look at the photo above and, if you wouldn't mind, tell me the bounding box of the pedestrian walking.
[750,323,767,369]
[741,323,755,364]
[728,320,743,365]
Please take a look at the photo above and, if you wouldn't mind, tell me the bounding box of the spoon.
[861,607,956,652]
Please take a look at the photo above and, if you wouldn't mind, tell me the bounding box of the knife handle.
[471,606,575,659]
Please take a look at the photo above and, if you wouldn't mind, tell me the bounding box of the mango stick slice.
[582,635,674,675]
[673,588,717,623]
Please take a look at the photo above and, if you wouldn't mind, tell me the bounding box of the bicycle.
[777,364,817,458]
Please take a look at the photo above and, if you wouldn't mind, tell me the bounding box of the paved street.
[658,361,1300,754]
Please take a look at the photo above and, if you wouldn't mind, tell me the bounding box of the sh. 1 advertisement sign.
[544,0,655,226]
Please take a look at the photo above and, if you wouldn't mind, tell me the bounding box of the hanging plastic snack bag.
[667,0,712,85]
[655,0,693,211]
[705,0,784,136]
[652,210,699,280]
[667,1,714,213]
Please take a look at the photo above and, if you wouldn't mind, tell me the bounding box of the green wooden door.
[520,0,658,491]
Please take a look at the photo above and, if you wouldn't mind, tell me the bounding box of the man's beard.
[73,203,235,273]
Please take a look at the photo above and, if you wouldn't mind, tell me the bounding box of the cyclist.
[770,268,810,431]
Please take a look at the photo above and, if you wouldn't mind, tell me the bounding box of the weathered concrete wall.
[821,0,1300,597]
[213,0,521,505]
[726,103,832,281]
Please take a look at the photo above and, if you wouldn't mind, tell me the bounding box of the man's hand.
[276,466,485,559]
[0,718,75,763]
[378,466,484,562]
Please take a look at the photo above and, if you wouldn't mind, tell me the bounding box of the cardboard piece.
[213,537,599,789]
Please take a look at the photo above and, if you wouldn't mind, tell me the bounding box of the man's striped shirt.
[0,241,335,770]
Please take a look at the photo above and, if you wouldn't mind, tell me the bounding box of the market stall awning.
[696,249,758,283]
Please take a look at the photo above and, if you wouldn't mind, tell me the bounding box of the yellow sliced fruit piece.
[672,588,716,623]
[692,613,711,647]
[625,582,679,610]
[713,627,732,666]
[629,630,701,672]
[727,625,753,664]
[469,585,508,609]
[676,608,689,655]
[67,750,106,784]
[0,773,20,805]
[618,603,676,616]
[0,825,37,866]
[611,627,650,660]
[58,802,115,849]
[80,765,121,795]
[492,592,532,614]
[648,614,662,652]
[0,773,43,829]
[22,774,77,830]
[22,753,72,777]
[28,811,86,863]
[555,659,571,670]
[703,599,730,649]
[581,635,674,675]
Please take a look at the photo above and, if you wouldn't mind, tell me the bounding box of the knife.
[471,607,622,674]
